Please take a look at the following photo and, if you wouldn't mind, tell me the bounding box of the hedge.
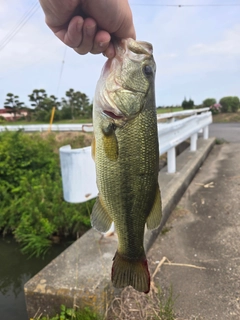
[0,131,94,257]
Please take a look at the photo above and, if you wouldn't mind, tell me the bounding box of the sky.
[0,0,240,108]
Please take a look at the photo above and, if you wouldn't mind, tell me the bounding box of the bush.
[220,96,240,113]
[203,98,216,108]
[231,96,240,112]
[0,131,94,257]
[209,103,222,115]
[0,116,7,123]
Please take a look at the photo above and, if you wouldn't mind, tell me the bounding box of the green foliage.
[35,305,102,320]
[155,286,175,320]
[202,98,216,108]
[209,103,222,115]
[4,93,25,119]
[0,131,94,257]
[231,96,240,112]
[220,96,240,113]
[0,116,7,123]
[181,98,194,110]
[62,89,92,119]
[156,106,183,113]
[28,89,47,109]
[3,88,93,123]
[28,89,61,122]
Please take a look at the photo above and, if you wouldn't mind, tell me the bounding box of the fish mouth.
[114,38,153,59]
[103,110,125,120]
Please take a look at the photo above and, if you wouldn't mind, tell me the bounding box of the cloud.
[0,8,63,76]
[0,0,240,108]
[189,24,240,56]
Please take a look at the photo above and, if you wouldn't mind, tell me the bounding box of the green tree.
[220,96,240,113]
[231,96,240,112]
[60,98,72,120]
[181,98,194,110]
[63,89,92,119]
[29,90,61,122]
[4,93,25,119]
[203,98,216,108]
[28,89,47,110]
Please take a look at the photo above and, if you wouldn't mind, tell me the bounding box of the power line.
[56,46,68,96]
[0,2,40,52]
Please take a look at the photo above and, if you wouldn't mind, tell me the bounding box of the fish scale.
[91,38,162,293]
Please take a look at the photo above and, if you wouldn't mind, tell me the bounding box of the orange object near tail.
[111,251,150,294]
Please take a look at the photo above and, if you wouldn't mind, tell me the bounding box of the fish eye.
[143,65,153,76]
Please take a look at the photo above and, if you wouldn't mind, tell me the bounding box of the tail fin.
[111,251,150,294]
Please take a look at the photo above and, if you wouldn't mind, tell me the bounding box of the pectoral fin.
[91,196,113,232]
[102,124,118,161]
[146,186,162,230]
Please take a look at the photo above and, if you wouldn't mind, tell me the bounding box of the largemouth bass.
[91,38,162,294]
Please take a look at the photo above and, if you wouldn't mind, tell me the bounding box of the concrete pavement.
[25,136,215,318]
[149,126,240,319]
[210,122,240,143]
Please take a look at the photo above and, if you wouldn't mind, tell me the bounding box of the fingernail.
[99,41,109,48]
[86,25,96,36]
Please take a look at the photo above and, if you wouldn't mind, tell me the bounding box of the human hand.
[39,0,136,58]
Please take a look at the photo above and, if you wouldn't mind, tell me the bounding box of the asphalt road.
[210,123,240,143]
[149,123,240,319]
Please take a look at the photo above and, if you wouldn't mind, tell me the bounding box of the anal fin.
[146,185,162,230]
[91,196,112,233]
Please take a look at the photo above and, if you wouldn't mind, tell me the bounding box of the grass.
[107,285,176,320]
[33,285,176,320]
[157,107,183,114]
[161,226,172,235]
[0,118,92,125]
[215,138,228,145]
[32,305,103,320]
[2,111,240,124]
[212,111,240,123]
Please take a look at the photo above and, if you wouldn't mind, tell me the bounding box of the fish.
[91,38,162,294]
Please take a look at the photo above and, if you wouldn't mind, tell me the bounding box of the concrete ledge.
[144,137,215,251]
[24,137,215,318]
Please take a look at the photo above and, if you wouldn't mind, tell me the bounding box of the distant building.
[0,108,28,121]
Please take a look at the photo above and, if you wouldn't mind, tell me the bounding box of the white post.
[167,147,176,173]
[203,125,209,139]
[190,133,198,151]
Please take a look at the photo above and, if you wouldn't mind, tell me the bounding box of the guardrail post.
[167,147,176,173]
[190,133,198,151]
[203,125,209,139]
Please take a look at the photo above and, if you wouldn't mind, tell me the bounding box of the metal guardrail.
[0,109,209,132]
[157,107,209,120]
[59,109,212,204]
[0,123,93,132]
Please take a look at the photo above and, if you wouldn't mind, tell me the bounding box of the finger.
[74,18,97,54]
[103,43,115,59]
[55,16,84,48]
[90,30,111,55]
[114,18,136,40]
